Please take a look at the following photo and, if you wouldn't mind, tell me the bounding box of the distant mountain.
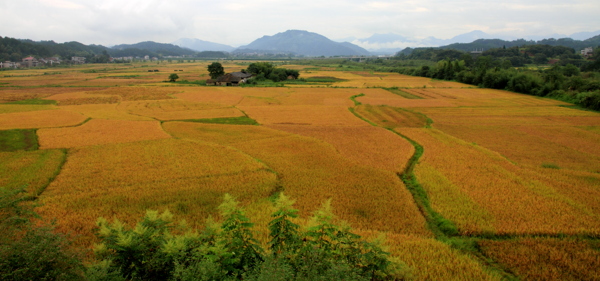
[570,30,600,41]
[235,30,370,57]
[360,33,412,44]
[111,41,196,56]
[172,38,234,52]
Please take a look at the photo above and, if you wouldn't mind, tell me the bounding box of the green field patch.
[177,116,259,125]
[304,76,347,83]
[6,99,57,105]
[0,149,66,197]
[0,129,39,151]
[384,87,424,99]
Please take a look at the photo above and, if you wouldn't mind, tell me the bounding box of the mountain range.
[345,30,600,54]
[3,29,599,61]
[171,29,600,56]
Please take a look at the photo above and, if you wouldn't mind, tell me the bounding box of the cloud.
[0,0,598,46]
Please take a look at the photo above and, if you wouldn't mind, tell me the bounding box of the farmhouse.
[22,56,39,67]
[207,72,253,86]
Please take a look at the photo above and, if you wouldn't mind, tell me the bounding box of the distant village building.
[22,56,39,67]
[581,47,594,58]
[206,72,253,86]
[71,56,86,64]
[0,61,18,69]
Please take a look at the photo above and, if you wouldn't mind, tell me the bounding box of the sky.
[1,0,599,48]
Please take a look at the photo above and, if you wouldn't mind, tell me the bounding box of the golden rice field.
[1,61,600,279]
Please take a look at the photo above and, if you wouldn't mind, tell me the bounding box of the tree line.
[395,49,600,110]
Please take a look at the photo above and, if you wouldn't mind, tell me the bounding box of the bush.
[92,193,408,280]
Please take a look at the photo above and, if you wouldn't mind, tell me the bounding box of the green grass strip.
[6,99,57,105]
[383,87,424,99]
[0,129,39,152]
[175,116,259,125]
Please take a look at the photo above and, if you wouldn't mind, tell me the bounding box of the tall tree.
[207,62,225,79]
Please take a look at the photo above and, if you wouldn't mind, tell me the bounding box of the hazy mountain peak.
[172,38,234,52]
[235,30,370,57]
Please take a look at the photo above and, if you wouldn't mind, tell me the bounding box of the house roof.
[230,72,252,79]
[215,72,253,83]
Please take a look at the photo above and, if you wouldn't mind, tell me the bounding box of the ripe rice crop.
[479,238,600,280]
[434,124,600,172]
[83,86,179,101]
[60,104,155,121]
[36,138,278,247]
[0,104,56,114]
[398,127,600,235]
[0,149,65,197]
[0,87,105,103]
[239,105,367,126]
[163,122,432,237]
[119,100,244,121]
[353,104,430,128]
[418,105,598,120]
[45,92,120,105]
[37,119,171,148]
[267,124,414,173]
[369,232,500,281]
[0,109,87,130]
[174,88,245,106]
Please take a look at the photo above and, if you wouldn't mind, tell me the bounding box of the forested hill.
[0,37,109,62]
[111,41,197,56]
[0,36,197,62]
[398,35,600,55]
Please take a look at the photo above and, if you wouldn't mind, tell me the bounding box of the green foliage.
[0,225,84,281]
[94,210,187,280]
[168,73,179,82]
[0,186,84,281]
[207,62,225,79]
[6,99,56,105]
[93,193,407,280]
[0,129,38,152]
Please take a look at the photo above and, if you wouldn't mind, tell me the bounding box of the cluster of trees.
[0,36,109,63]
[396,45,587,67]
[0,187,406,280]
[207,62,301,83]
[396,50,600,110]
[245,62,300,83]
[397,35,600,56]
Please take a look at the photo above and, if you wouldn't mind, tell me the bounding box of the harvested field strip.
[0,149,66,197]
[36,138,278,248]
[163,122,431,237]
[0,109,88,130]
[37,119,171,149]
[383,87,424,99]
[353,104,431,128]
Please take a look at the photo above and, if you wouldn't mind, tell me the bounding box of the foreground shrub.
[91,193,408,280]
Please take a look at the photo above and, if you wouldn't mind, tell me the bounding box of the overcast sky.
[1,0,598,47]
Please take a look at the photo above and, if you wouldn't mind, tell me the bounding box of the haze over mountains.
[170,29,600,56]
